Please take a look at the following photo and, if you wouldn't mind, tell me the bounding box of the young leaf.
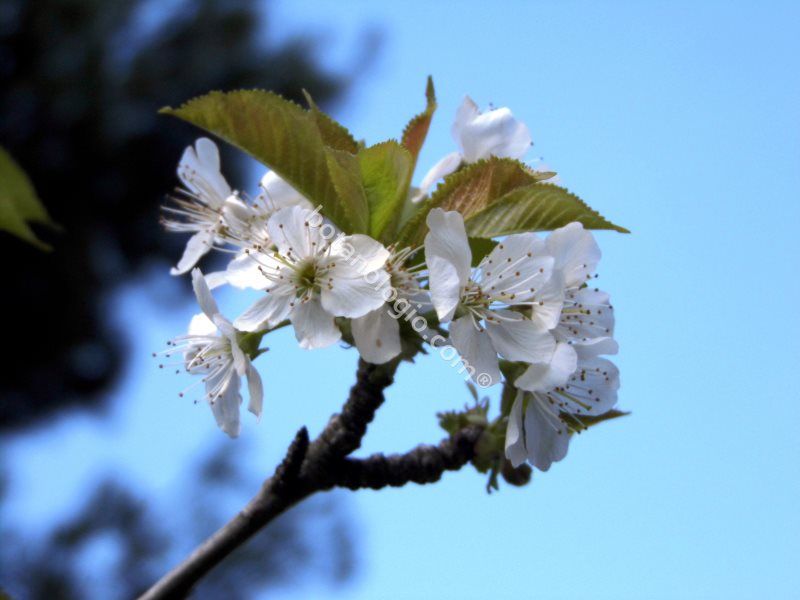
[301,89,359,153]
[396,157,533,247]
[401,76,437,168]
[567,409,629,432]
[160,90,366,233]
[357,141,413,242]
[465,183,629,237]
[468,237,497,266]
[0,146,59,251]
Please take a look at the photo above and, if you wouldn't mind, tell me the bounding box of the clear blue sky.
[6,1,799,599]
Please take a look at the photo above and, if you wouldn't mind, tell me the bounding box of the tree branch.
[331,426,484,490]
[138,359,483,600]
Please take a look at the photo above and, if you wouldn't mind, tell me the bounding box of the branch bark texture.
[139,359,483,600]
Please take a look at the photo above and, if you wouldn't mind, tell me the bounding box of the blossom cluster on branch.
[157,79,627,481]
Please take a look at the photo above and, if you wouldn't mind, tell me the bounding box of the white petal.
[479,233,553,303]
[515,342,578,393]
[412,152,462,202]
[204,270,230,290]
[221,194,252,232]
[187,312,216,336]
[191,268,220,319]
[451,96,481,143]
[246,361,263,419]
[320,269,389,318]
[268,205,327,259]
[234,292,292,332]
[217,316,247,376]
[573,336,619,358]
[170,230,214,275]
[457,106,532,163]
[529,270,566,330]
[225,253,270,290]
[178,138,232,204]
[504,392,528,468]
[351,306,402,364]
[524,398,570,471]
[208,372,241,438]
[425,209,472,322]
[449,316,501,387]
[330,234,390,275]
[546,222,601,288]
[291,299,341,349]
[561,357,620,416]
[485,311,556,363]
[260,171,313,211]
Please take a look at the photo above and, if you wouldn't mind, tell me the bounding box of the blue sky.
[6,1,800,599]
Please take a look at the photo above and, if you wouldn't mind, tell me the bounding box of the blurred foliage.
[0,0,375,430]
[0,441,356,599]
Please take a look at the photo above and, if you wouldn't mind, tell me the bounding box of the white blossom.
[424,208,556,386]
[506,223,620,471]
[505,343,620,471]
[162,138,236,275]
[351,246,429,364]
[161,269,263,438]
[413,96,532,202]
[204,171,315,289]
[232,205,390,349]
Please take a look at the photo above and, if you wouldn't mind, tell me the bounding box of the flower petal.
[291,298,341,349]
[320,269,389,318]
[451,96,481,143]
[187,312,216,336]
[529,270,566,330]
[425,209,472,322]
[208,371,241,438]
[330,234,390,276]
[412,152,462,203]
[479,233,554,303]
[546,222,601,288]
[504,391,528,468]
[268,205,328,259]
[560,357,620,416]
[204,270,230,290]
[191,268,220,319]
[515,342,578,393]
[246,361,263,419]
[234,292,292,332]
[225,253,270,290]
[260,170,313,211]
[457,105,532,163]
[485,311,556,363]
[449,316,501,387]
[178,138,232,205]
[170,229,214,275]
[524,398,570,471]
[351,306,402,364]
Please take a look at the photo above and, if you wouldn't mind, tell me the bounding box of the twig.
[138,360,483,600]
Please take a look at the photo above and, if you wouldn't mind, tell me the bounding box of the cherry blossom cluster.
[159,96,620,474]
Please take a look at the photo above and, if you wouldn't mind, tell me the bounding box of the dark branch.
[138,359,482,600]
[331,426,484,490]
[300,358,398,484]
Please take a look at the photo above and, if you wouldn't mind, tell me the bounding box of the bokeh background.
[2,1,798,599]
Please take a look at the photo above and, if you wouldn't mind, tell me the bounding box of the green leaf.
[401,76,437,168]
[468,237,497,267]
[466,183,629,237]
[0,146,59,250]
[396,157,533,247]
[302,89,359,153]
[160,90,367,233]
[567,409,629,432]
[357,141,413,242]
